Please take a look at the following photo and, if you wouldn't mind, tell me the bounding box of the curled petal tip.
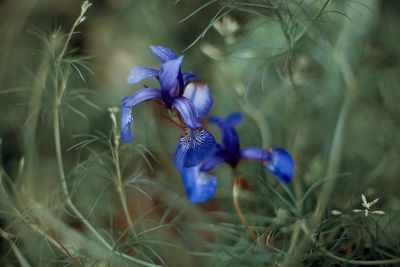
[121,107,134,143]
[266,148,294,184]
[127,66,158,85]
[174,129,217,170]
[149,45,178,63]
[180,166,218,203]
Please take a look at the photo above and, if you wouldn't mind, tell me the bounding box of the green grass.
[1,0,400,266]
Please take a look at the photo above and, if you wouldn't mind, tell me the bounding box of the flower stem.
[111,110,137,237]
[233,177,257,241]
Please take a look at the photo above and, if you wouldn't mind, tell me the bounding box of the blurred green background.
[1,0,400,266]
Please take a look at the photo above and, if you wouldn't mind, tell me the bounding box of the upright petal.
[121,88,162,108]
[173,97,201,129]
[159,56,184,94]
[266,148,294,184]
[121,107,134,143]
[127,66,158,85]
[174,129,217,169]
[208,114,241,165]
[183,82,213,118]
[241,147,271,161]
[180,165,218,204]
[221,126,241,160]
[149,45,178,63]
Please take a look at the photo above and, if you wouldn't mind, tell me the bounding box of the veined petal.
[173,97,201,129]
[174,129,217,169]
[199,150,227,172]
[121,88,161,108]
[266,148,294,184]
[149,45,178,63]
[121,107,134,143]
[180,165,218,204]
[159,56,184,94]
[182,72,198,84]
[183,82,213,118]
[127,66,158,85]
[241,147,271,161]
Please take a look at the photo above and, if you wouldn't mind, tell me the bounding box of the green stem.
[112,123,137,237]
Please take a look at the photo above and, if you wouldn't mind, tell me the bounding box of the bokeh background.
[1,0,400,266]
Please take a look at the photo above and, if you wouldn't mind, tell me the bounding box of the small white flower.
[353,194,385,217]
[331,210,343,216]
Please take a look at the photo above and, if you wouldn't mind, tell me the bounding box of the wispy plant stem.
[110,109,137,237]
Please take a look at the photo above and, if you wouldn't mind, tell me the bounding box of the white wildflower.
[353,194,385,217]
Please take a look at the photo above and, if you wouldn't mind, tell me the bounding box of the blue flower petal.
[174,129,217,169]
[208,116,223,125]
[149,45,178,63]
[226,112,243,125]
[180,165,218,204]
[266,148,294,184]
[182,72,198,84]
[241,147,271,161]
[159,56,184,94]
[209,112,242,126]
[121,107,134,143]
[127,66,158,85]
[209,113,242,165]
[183,82,213,118]
[121,88,162,108]
[173,97,201,129]
[120,88,161,144]
[199,149,227,172]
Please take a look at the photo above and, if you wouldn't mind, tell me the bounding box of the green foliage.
[1,0,400,266]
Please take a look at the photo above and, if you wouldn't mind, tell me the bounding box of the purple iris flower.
[121,46,216,169]
[180,112,294,204]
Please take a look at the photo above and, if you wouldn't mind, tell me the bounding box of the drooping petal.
[180,165,218,204]
[183,82,213,118]
[266,148,294,184]
[127,66,158,85]
[149,45,178,63]
[120,88,162,144]
[173,97,201,129]
[182,72,198,84]
[174,128,217,169]
[241,147,271,161]
[199,149,227,172]
[159,56,184,94]
[121,107,134,143]
[121,88,162,108]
